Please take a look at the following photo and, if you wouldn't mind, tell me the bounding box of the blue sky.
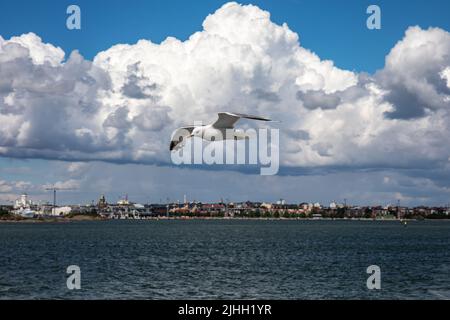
[1,1,450,206]
[0,0,449,73]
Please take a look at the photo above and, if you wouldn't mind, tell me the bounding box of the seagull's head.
[191,127,202,138]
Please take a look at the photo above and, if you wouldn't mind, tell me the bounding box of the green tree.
[0,208,11,215]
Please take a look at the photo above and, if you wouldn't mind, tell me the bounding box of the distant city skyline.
[5,189,450,209]
[1,1,450,206]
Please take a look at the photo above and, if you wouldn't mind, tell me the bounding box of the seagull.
[170,112,273,151]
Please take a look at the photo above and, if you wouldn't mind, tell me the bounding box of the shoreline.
[1,216,450,223]
[0,215,106,223]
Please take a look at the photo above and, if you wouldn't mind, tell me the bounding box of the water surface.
[1,220,449,299]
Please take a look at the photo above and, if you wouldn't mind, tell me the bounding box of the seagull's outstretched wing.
[170,126,195,151]
[212,112,272,128]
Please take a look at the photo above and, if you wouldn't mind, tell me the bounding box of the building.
[51,206,72,216]
[117,194,130,206]
[14,194,33,209]
[97,194,107,209]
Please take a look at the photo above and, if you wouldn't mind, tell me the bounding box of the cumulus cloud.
[43,179,81,190]
[376,26,450,119]
[0,179,34,195]
[293,26,450,169]
[66,162,89,176]
[0,34,113,161]
[296,90,342,110]
[0,180,13,193]
[0,2,449,176]
[121,62,159,100]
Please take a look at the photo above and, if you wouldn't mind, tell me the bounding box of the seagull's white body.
[195,125,224,141]
[170,112,272,151]
[191,124,248,141]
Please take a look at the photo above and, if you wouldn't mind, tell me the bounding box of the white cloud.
[377,26,450,119]
[66,162,89,176]
[5,33,65,66]
[0,180,13,193]
[0,179,34,194]
[0,2,449,176]
[441,67,450,88]
[43,179,81,190]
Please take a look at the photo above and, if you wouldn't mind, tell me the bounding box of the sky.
[1,0,450,72]
[1,0,450,206]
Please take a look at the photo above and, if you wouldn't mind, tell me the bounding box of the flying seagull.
[170,112,273,151]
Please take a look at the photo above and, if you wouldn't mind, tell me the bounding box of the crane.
[45,187,74,215]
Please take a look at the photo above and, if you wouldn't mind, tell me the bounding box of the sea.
[0,219,449,299]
